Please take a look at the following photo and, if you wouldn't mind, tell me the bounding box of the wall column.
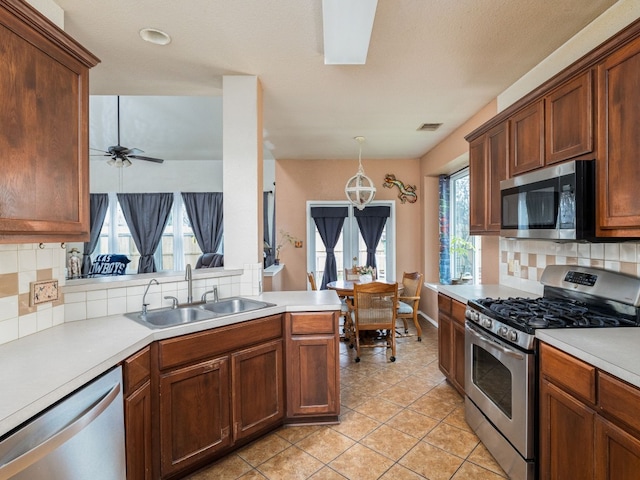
[222,76,264,293]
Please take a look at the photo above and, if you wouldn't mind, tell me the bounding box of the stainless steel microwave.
[500,160,595,241]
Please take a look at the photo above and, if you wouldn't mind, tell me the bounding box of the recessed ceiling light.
[139,28,171,46]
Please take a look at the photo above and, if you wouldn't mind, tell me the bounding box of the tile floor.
[187,318,507,480]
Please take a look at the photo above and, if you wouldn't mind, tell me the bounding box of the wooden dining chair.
[307,272,317,291]
[397,272,424,341]
[351,281,398,362]
[345,267,360,281]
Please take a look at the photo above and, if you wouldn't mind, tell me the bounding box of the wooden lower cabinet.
[285,312,340,422]
[539,378,596,480]
[437,293,466,395]
[540,342,640,479]
[595,416,640,479]
[159,356,232,478]
[231,340,284,440]
[124,311,340,479]
[155,315,285,479]
[124,346,153,480]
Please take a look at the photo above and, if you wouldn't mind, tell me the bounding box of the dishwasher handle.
[0,382,121,478]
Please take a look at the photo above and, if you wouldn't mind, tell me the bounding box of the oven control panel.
[465,307,535,351]
[564,270,597,287]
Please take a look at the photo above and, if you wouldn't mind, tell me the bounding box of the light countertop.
[0,290,341,437]
[436,283,536,304]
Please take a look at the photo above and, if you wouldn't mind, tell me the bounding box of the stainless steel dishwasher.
[0,366,126,479]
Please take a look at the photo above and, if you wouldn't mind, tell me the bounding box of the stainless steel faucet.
[142,278,159,314]
[185,263,193,304]
[201,287,218,303]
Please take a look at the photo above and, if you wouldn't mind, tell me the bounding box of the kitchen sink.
[127,306,215,329]
[126,297,276,329]
[200,297,276,315]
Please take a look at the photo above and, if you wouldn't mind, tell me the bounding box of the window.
[449,168,478,282]
[96,192,203,273]
[306,201,396,285]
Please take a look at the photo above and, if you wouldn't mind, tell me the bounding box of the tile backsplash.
[499,238,640,295]
[0,243,67,346]
[0,242,263,346]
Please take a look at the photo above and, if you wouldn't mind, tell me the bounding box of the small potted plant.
[450,236,476,285]
[274,229,298,265]
[356,265,375,283]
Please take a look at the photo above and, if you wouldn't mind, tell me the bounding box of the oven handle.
[465,322,525,361]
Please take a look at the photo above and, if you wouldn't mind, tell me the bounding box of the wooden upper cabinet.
[597,35,640,235]
[486,122,509,231]
[545,70,594,164]
[469,121,508,235]
[0,2,99,243]
[510,100,545,176]
[469,136,488,234]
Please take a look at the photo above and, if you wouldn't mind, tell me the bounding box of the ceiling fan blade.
[128,154,165,164]
[124,147,144,155]
[90,147,109,153]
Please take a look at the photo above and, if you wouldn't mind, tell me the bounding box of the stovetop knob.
[482,318,492,329]
[498,326,508,337]
[508,330,518,342]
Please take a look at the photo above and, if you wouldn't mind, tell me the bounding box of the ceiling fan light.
[139,28,171,46]
[123,158,132,167]
[107,158,116,167]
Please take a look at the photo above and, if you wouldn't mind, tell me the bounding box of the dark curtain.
[117,193,173,273]
[354,206,390,270]
[263,192,275,267]
[81,193,109,277]
[311,206,348,289]
[181,192,224,254]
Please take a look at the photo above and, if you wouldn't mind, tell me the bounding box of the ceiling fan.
[90,96,165,167]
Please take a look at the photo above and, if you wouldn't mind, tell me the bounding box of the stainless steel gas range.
[464,265,640,480]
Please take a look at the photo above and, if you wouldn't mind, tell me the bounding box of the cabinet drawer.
[540,342,596,404]
[599,371,640,435]
[158,314,283,370]
[438,293,452,314]
[289,312,336,335]
[451,300,467,326]
[123,346,150,395]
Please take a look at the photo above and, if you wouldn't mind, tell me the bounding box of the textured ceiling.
[54,0,618,160]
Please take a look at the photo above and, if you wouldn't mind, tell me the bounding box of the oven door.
[465,321,535,459]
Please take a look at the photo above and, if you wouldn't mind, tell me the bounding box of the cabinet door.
[0,4,98,242]
[539,378,596,480]
[438,313,453,378]
[287,335,339,418]
[452,320,466,396]
[545,70,593,164]
[597,36,640,234]
[159,356,231,478]
[485,121,509,231]
[125,380,152,480]
[510,100,545,176]
[469,136,488,234]
[595,416,640,480]
[232,339,284,440]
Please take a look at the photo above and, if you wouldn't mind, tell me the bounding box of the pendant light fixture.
[345,136,376,210]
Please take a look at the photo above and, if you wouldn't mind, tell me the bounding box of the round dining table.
[326,279,403,297]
